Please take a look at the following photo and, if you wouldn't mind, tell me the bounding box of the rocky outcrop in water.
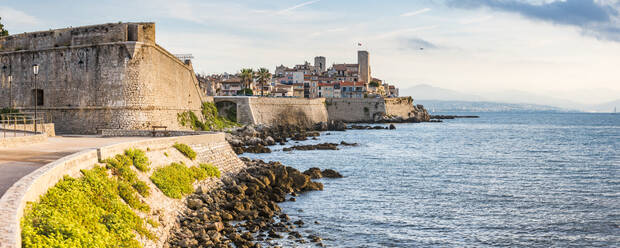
[371,104,431,123]
[430,115,480,119]
[302,168,343,179]
[226,122,347,155]
[283,143,339,151]
[167,159,342,247]
[282,141,358,152]
[349,125,391,130]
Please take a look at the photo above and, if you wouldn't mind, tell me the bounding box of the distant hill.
[403,84,618,112]
[586,99,620,113]
[401,84,484,102]
[416,100,568,113]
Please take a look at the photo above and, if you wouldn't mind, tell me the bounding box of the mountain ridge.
[402,84,619,112]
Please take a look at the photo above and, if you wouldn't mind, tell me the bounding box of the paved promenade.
[0,135,152,197]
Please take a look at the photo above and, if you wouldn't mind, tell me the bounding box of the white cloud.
[459,15,494,24]
[377,25,438,39]
[401,8,431,17]
[0,6,40,29]
[278,0,321,14]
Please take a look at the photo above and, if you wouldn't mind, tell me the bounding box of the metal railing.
[0,112,52,139]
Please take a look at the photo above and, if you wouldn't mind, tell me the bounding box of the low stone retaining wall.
[0,133,244,248]
[0,134,48,149]
[0,123,55,137]
[100,129,212,137]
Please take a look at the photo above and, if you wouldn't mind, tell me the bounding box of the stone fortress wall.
[0,23,206,134]
[325,98,385,122]
[248,97,328,127]
[0,133,245,248]
[325,97,426,122]
[215,96,426,125]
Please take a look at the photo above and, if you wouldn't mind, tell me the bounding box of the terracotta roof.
[340,81,366,87]
[273,89,290,93]
[221,78,242,83]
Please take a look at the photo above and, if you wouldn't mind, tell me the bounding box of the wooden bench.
[151,125,168,137]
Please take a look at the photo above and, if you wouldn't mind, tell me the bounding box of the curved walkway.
[0,135,152,197]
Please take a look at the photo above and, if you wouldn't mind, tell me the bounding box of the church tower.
[357,51,370,88]
[314,56,326,73]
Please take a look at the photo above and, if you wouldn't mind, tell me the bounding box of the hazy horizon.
[1,0,619,105]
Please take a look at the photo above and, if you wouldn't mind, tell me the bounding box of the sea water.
[248,113,619,247]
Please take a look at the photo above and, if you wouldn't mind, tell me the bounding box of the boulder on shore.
[303,168,322,179]
[322,169,343,178]
[168,160,342,247]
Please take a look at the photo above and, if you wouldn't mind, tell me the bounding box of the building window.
[32,89,44,106]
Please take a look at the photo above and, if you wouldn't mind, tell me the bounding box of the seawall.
[248,97,328,127]
[326,97,429,122]
[0,133,245,248]
[214,96,427,126]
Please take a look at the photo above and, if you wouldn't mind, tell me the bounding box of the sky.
[1,0,619,105]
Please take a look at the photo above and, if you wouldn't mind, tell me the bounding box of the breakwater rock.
[349,124,396,130]
[303,168,343,179]
[430,115,480,119]
[167,159,342,247]
[283,141,359,152]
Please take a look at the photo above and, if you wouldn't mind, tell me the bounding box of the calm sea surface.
[247,113,620,247]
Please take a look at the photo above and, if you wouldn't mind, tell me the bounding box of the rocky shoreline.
[225,121,347,155]
[167,115,445,247]
[225,122,399,155]
[166,159,342,248]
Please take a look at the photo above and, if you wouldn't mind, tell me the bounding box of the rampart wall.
[0,23,206,134]
[248,97,328,127]
[214,97,329,127]
[215,96,426,125]
[325,97,427,122]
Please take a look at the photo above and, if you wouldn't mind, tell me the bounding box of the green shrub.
[105,155,137,182]
[147,218,159,228]
[164,152,169,157]
[190,166,207,181]
[177,102,239,131]
[0,107,19,115]
[21,166,154,248]
[125,148,150,172]
[200,163,221,178]
[150,163,195,199]
[173,143,196,160]
[132,180,150,197]
[118,181,150,213]
[151,162,221,199]
[104,154,150,199]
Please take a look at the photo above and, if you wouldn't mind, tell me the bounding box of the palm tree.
[239,68,254,95]
[255,68,272,96]
[0,17,8,37]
